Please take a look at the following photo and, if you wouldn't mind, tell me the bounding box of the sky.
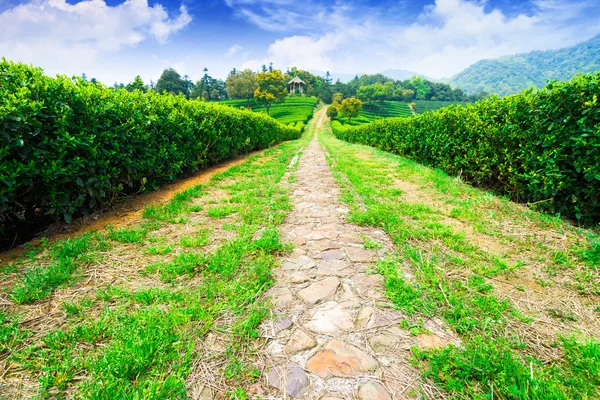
[0,0,599,84]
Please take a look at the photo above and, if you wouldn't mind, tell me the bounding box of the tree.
[156,68,188,96]
[401,89,415,102]
[332,92,343,105]
[226,69,257,106]
[254,70,288,115]
[356,85,377,105]
[126,75,146,92]
[326,105,339,119]
[340,97,362,123]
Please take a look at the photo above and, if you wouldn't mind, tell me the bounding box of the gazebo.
[288,76,305,94]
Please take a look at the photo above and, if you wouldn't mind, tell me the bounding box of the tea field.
[219,96,318,126]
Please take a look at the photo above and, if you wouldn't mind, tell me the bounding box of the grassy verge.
[319,119,600,399]
[0,125,314,398]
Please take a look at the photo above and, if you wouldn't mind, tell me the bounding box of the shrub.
[0,59,300,246]
[331,72,600,224]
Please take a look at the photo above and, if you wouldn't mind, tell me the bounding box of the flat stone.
[354,274,385,300]
[282,256,315,270]
[270,286,294,307]
[344,247,376,263]
[358,381,392,400]
[311,210,330,218]
[368,327,413,353]
[305,231,327,240]
[355,307,374,329]
[314,223,338,232]
[337,282,356,302]
[417,333,447,349]
[288,271,312,283]
[266,363,308,398]
[317,250,346,260]
[317,260,353,277]
[321,397,344,400]
[284,329,317,354]
[305,301,354,335]
[274,317,292,334]
[297,277,340,305]
[305,339,379,378]
[308,240,340,252]
[322,230,339,239]
[196,386,213,400]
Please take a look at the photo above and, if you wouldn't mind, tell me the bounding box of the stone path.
[256,109,459,399]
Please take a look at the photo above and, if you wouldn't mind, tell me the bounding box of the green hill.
[219,96,318,126]
[449,35,600,96]
[412,100,466,114]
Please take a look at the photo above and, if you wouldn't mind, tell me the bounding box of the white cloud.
[232,0,600,78]
[0,0,191,79]
[242,33,343,72]
[226,44,244,57]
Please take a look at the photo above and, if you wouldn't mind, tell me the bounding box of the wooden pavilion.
[288,76,305,94]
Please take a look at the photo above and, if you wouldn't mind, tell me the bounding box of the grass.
[9,234,108,304]
[219,95,318,125]
[0,114,315,398]
[320,119,600,398]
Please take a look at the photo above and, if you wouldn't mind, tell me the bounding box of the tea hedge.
[332,72,600,224]
[0,60,301,245]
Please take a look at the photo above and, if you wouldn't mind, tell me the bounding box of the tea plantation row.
[332,72,600,224]
[0,60,302,246]
[218,96,318,125]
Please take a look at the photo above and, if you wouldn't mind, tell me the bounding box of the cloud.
[226,44,244,57]
[242,33,343,72]
[0,0,191,77]
[231,0,600,78]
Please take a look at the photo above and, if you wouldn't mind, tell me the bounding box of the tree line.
[96,65,488,107]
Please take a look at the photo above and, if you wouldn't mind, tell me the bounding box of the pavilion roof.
[288,76,305,84]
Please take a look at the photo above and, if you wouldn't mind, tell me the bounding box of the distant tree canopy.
[106,63,485,106]
[126,76,145,92]
[190,68,227,101]
[156,68,188,96]
[340,97,362,123]
[254,70,288,115]
[226,69,257,104]
[353,76,485,104]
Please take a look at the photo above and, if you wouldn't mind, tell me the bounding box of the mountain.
[380,69,435,82]
[449,35,600,96]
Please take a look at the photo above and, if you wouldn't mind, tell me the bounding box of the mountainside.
[380,69,435,81]
[449,35,600,96]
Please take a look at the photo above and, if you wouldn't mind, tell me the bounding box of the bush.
[331,72,600,224]
[0,60,301,246]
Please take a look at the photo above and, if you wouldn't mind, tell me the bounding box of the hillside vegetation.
[218,96,318,127]
[413,100,466,113]
[332,72,600,224]
[0,60,301,247]
[450,35,600,96]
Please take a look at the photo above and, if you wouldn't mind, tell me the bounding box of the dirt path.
[257,109,457,399]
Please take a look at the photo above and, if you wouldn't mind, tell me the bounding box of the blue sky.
[0,0,598,84]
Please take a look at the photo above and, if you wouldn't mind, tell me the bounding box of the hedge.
[332,72,600,224]
[0,60,301,246]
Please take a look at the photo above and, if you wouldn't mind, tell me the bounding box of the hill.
[449,35,600,96]
[219,96,318,126]
[380,69,435,82]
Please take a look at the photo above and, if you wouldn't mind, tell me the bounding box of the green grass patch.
[319,121,600,398]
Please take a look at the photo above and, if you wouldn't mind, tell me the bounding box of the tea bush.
[332,73,600,224]
[0,60,301,245]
